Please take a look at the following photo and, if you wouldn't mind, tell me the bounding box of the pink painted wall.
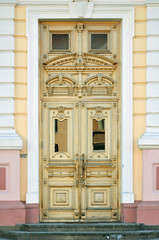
[0,202,39,226]
[0,168,6,190]
[0,151,20,200]
[143,150,159,201]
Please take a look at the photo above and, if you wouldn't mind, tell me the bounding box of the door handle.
[74,153,86,188]
[75,153,79,188]
[80,153,86,187]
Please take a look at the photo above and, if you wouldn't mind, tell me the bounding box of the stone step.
[0,238,10,240]
[2,229,159,240]
[19,223,144,232]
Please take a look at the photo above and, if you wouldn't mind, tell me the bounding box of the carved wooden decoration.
[40,21,120,222]
[44,56,116,97]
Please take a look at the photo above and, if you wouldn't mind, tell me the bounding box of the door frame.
[26,4,135,209]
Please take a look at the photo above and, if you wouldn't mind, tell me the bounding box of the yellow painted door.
[80,101,118,220]
[41,100,118,221]
[40,21,120,222]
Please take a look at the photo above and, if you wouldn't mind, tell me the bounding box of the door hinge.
[41,141,43,149]
[117,111,119,121]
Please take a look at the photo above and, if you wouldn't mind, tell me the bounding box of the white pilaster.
[138,4,159,149]
[0,3,22,150]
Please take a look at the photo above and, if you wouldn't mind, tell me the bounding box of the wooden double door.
[41,99,119,221]
[40,21,120,221]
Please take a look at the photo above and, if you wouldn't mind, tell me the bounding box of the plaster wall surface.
[0,7,15,130]
[0,151,20,200]
[14,6,27,201]
[133,6,146,201]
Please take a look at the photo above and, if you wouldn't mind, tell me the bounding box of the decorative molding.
[18,0,69,4]
[45,73,115,97]
[12,0,146,6]
[4,0,159,7]
[138,133,159,149]
[44,52,117,97]
[146,0,159,4]
[44,52,116,97]
[0,0,18,4]
[26,4,134,204]
[44,53,116,72]
[0,130,23,150]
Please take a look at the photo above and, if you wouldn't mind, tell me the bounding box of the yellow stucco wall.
[15,7,27,201]
[14,6,146,201]
[133,7,146,200]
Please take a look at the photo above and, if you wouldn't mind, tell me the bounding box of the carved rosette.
[57,106,65,121]
[94,107,103,121]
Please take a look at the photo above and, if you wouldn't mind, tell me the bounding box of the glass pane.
[91,34,107,50]
[55,119,67,152]
[52,34,69,50]
[93,119,105,151]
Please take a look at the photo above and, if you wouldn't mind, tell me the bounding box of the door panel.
[80,102,118,220]
[42,103,80,220]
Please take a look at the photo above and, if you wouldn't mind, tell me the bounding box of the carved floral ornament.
[94,106,104,122]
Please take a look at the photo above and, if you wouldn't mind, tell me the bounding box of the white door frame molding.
[26,3,134,204]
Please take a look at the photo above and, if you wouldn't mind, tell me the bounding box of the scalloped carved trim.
[83,53,117,65]
[46,74,75,86]
[43,53,117,72]
[85,73,115,85]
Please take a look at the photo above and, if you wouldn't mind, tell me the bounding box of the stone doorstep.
[19,222,144,232]
[1,223,159,240]
[2,230,159,237]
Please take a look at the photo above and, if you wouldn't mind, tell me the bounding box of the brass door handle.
[74,153,86,188]
[75,153,79,188]
[80,153,86,187]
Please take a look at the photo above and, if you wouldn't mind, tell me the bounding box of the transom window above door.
[90,33,109,51]
[51,33,71,52]
[45,22,119,56]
